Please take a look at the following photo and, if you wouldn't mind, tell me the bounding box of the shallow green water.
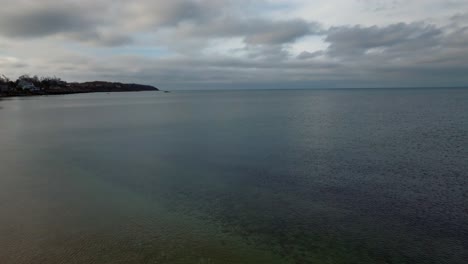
[1,89,467,263]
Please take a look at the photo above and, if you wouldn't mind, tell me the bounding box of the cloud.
[179,18,322,44]
[0,1,99,38]
[123,0,216,28]
[0,0,467,89]
[297,50,324,60]
[0,56,27,68]
[325,23,443,57]
[244,20,320,45]
[68,31,133,47]
[0,0,319,48]
[450,13,468,26]
[0,0,132,47]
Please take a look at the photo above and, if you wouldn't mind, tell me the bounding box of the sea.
[0,88,467,264]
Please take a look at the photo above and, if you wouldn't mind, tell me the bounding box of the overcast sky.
[1,0,467,89]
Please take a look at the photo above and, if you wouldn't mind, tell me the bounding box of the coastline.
[0,89,159,98]
[0,80,160,98]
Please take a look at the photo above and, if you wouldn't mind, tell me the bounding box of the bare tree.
[40,76,64,88]
[0,74,10,84]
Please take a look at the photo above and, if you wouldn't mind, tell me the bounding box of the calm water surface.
[0,89,467,263]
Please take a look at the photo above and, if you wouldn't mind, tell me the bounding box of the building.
[17,80,40,91]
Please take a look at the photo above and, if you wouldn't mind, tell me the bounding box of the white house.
[18,80,40,91]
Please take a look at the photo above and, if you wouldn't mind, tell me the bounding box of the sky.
[0,0,467,89]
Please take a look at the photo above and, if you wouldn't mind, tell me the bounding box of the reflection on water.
[0,89,467,263]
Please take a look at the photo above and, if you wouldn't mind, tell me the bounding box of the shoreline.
[0,89,159,98]
[0,79,160,98]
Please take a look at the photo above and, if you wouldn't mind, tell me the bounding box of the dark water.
[0,89,467,264]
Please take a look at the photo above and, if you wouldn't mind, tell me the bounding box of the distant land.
[0,74,159,97]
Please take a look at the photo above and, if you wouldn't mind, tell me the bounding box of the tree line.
[0,74,65,90]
